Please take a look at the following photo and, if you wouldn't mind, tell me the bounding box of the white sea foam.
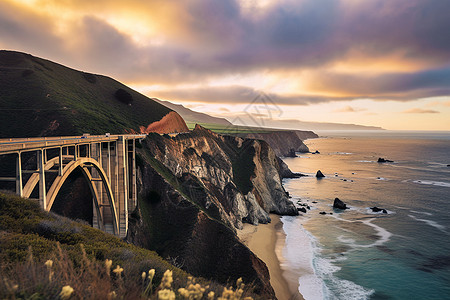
[330,216,392,248]
[363,207,395,215]
[281,216,325,300]
[428,162,449,167]
[331,152,353,155]
[408,214,447,233]
[412,180,450,188]
[281,216,374,300]
[410,210,433,216]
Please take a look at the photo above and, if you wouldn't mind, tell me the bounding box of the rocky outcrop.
[139,111,189,134]
[370,207,387,213]
[333,197,348,209]
[294,130,319,140]
[238,130,311,157]
[127,161,275,298]
[378,157,394,163]
[316,170,325,178]
[277,157,304,178]
[142,125,298,229]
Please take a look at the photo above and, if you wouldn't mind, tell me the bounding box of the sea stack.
[333,197,348,209]
[378,157,394,163]
[316,170,325,178]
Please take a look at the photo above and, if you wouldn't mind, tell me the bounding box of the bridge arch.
[45,158,119,235]
[1,134,143,237]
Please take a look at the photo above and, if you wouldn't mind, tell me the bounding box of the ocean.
[280,131,450,300]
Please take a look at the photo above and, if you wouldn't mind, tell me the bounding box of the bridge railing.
[0,134,146,155]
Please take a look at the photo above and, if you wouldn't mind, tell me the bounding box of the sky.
[1,0,450,130]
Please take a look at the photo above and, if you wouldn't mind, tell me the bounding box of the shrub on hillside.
[115,88,133,105]
[22,69,34,77]
[82,72,97,84]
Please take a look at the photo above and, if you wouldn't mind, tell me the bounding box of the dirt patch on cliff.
[140,111,189,134]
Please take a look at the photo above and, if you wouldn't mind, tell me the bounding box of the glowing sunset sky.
[1,0,450,130]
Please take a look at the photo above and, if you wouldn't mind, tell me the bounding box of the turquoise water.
[282,132,450,299]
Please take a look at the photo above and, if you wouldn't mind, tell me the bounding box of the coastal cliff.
[237,130,318,157]
[126,125,302,298]
[144,125,298,228]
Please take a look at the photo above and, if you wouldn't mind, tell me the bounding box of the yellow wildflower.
[157,289,175,300]
[45,259,53,269]
[160,270,173,288]
[148,268,155,280]
[107,291,117,300]
[45,259,54,282]
[236,278,242,287]
[208,291,215,300]
[59,285,74,300]
[178,287,190,298]
[143,269,156,296]
[113,265,124,277]
[105,259,112,275]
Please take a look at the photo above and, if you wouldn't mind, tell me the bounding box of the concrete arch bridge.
[0,134,145,237]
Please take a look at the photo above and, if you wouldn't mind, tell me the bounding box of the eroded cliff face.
[127,125,301,299]
[128,137,276,298]
[139,111,189,134]
[238,130,317,157]
[144,125,298,228]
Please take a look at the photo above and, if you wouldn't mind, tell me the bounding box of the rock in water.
[333,197,348,209]
[316,170,325,178]
[378,157,394,163]
[371,207,388,214]
[298,207,307,213]
[286,148,297,157]
[319,211,327,215]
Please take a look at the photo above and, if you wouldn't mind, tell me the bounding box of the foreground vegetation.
[0,192,256,299]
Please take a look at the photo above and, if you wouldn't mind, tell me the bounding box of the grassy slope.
[0,51,172,137]
[0,192,187,275]
[185,121,287,135]
[0,192,254,299]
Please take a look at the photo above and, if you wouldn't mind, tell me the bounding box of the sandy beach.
[238,215,304,300]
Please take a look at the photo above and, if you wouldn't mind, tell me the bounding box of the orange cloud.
[333,106,366,113]
[403,108,440,114]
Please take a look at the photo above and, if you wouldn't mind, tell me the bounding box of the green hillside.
[185,121,287,134]
[0,51,172,137]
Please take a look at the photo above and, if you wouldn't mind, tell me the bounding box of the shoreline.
[238,215,304,300]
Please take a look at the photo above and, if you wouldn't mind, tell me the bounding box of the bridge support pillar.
[117,137,128,238]
[130,139,137,211]
[16,152,23,197]
[37,149,46,209]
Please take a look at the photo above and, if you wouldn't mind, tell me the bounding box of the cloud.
[403,108,440,114]
[149,85,355,105]
[1,0,450,102]
[333,106,366,113]
[305,67,450,100]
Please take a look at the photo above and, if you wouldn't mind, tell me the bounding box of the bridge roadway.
[0,134,146,237]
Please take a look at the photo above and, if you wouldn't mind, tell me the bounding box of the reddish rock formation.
[139,111,189,134]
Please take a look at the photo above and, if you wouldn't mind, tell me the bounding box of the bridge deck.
[0,134,146,155]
